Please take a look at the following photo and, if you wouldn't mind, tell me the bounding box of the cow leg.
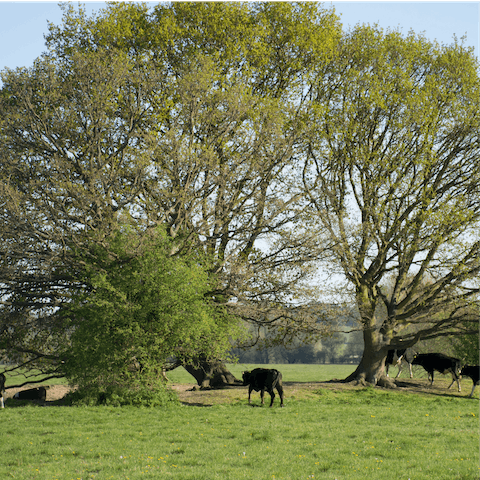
[469,383,476,398]
[428,371,434,385]
[248,386,253,404]
[276,384,284,407]
[260,389,265,406]
[386,364,390,377]
[408,363,413,378]
[447,372,461,392]
[394,355,405,378]
[267,388,275,407]
[0,396,4,409]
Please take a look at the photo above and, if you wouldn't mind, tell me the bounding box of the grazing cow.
[0,373,5,408]
[460,365,479,398]
[242,368,284,407]
[412,353,462,391]
[14,386,47,402]
[385,348,416,378]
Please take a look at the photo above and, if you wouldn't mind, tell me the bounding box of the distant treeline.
[232,330,479,365]
[231,329,364,365]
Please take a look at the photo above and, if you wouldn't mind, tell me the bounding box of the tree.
[62,227,240,404]
[0,19,161,380]
[302,26,480,385]
[0,3,341,386]
[449,303,480,365]
[449,331,479,365]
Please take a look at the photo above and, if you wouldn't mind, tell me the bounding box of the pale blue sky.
[0,1,478,71]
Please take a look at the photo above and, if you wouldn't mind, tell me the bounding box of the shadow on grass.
[179,401,213,407]
[393,378,477,400]
[4,378,476,408]
[280,378,477,401]
[4,398,69,408]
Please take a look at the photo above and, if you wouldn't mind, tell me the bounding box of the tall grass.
[1,365,478,480]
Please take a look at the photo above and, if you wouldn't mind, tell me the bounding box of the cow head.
[242,371,251,386]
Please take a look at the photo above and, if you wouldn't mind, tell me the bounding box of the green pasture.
[167,363,353,384]
[1,364,479,480]
[3,370,69,389]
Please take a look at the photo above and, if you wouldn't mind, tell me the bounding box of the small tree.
[62,228,242,405]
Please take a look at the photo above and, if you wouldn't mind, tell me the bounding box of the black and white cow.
[0,373,5,408]
[242,368,284,407]
[14,386,47,402]
[460,365,479,398]
[412,353,462,391]
[385,348,416,378]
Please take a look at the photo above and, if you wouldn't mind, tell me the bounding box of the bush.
[62,228,243,402]
[66,378,179,407]
[450,332,479,365]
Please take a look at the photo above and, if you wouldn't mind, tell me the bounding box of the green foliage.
[304,23,480,379]
[0,2,341,371]
[65,380,179,407]
[62,227,242,403]
[450,332,480,365]
[0,2,478,388]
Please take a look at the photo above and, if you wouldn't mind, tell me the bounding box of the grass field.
[1,364,479,480]
[167,363,354,384]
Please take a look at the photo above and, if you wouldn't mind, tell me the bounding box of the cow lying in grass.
[14,386,47,402]
[242,368,284,407]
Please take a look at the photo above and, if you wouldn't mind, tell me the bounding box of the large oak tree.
[1,4,477,392]
[0,2,341,388]
[302,26,480,385]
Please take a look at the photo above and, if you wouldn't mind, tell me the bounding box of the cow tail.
[271,370,281,389]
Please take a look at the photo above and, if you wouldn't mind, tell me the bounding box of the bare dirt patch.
[4,384,71,405]
[3,377,473,407]
[170,377,471,407]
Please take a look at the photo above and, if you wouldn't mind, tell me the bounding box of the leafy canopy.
[62,228,241,404]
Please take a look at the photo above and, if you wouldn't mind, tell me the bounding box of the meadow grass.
[167,363,352,384]
[1,364,478,480]
[3,368,69,388]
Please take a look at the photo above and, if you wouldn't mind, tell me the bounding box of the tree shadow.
[179,401,213,407]
[393,378,473,399]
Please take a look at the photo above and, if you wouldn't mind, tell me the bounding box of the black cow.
[242,368,284,407]
[0,373,5,408]
[412,353,462,391]
[460,365,479,398]
[14,386,47,402]
[385,348,416,378]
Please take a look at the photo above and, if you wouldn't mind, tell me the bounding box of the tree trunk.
[343,322,396,388]
[183,358,242,388]
[344,348,386,385]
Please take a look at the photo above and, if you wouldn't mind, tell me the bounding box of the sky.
[0,1,478,72]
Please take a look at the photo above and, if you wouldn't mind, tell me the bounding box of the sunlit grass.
[1,365,478,480]
[167,363,355,384]
[3,368,69,387]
